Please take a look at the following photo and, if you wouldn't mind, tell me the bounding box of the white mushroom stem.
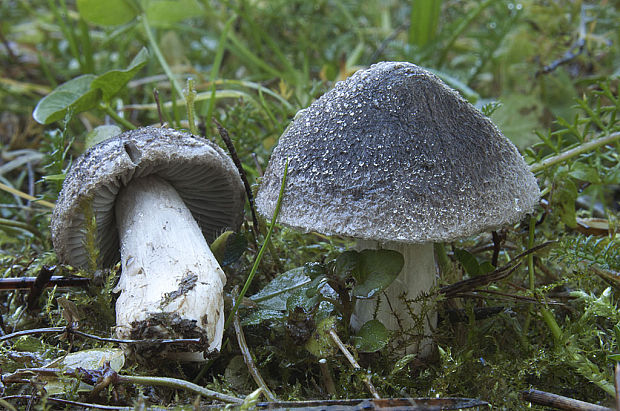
[113,175,225,355]
[351,241,437,355]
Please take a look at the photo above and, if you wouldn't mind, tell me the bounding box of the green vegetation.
[1,0,619,409]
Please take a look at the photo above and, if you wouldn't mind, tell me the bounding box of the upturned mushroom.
[52,126,245,357]
[256,62,540,354]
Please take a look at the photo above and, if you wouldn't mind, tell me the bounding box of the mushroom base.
[113,175,226,360]
[351,241,437,356]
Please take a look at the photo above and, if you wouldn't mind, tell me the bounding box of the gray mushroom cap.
[256,61,540,243]
[52,126,245,268]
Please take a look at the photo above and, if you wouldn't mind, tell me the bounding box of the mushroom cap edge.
[51,126,246,268]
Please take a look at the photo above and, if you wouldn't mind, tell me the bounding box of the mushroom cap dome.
[52,126,245,268]
[256,62,540,243]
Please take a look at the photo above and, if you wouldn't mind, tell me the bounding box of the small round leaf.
[352,319,389,353]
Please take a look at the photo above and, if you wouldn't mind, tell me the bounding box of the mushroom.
[256,62,540,354]
[52,126,245,357]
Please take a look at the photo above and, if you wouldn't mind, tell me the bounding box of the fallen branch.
[521,389,612,411]
[0,396,125,410]
[0,326,202,347]
[318,358,337,396]
[536,6,587,77]
[0,276,89,290]
[440,241,555,298]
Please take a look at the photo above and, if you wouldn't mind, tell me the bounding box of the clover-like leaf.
[77,0,138,26]
[332,250,359,281]
[352,319,390,353]
[90,47,149,102]
[33,75,99,124]
[85,125,122,149]
[146,0,204,27]
[33,48,148,125]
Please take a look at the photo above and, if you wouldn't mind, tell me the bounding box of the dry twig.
[232,294,277,401]
[521,389,612,411]
[327,328,380,399]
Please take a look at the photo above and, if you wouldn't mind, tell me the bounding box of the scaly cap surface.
[256,62,540,243]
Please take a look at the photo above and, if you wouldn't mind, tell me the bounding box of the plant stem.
[437,0,496,66]
[232,299,277,401]
[0,218,41,238]
[528,216,536,291]
[540,308,562,342]
[119,374,244,404]
[0,276,89,290]
[224,159,289,331]
[0,182,55,208]
[521,216,538,349]
[184,77,198,135]
[530,131,620,174]
[434,242,452,274]
[101,104,136,130]
[141,15,184,100]
[541,307,615,396]
[319,358,337,396]
[205,15,235,132]
[0,399,18,411]
[328,328,380,399]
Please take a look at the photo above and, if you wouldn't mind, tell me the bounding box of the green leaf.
[332,251,359,281]
[454,248,480,276]
[77,0,137,26]
[391,354,417,374]
[250,267,311,311]
[305,316,337,357]
[608,353,620,362]
[304,262,327,279]
[242,264,332,326]
[286,276,326,313]
[552,168,578,229]
[352,249,404,299]
[242,309,284,327]
[85,125,122,148]
[614,323,620,344]
[145,0,204,27]
[352,319,390,353]
[32,75,100,124]
[569,162,601,184]
[409,0,441,47]
[491,93,544,148]
[44,348,125,395]
[42,174,66,182]
[33,48,148,125]
[479,261,496,275]
[211,230,247,266]
[481,101,502,117]
[240,388,262,411]
[90,47,149,102]
[453,249,495,277]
